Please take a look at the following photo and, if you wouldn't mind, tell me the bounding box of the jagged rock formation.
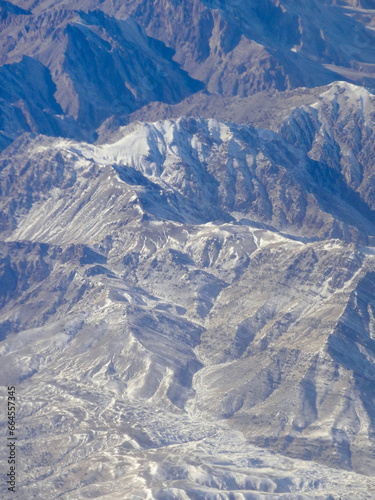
[1,0,375,147]
[1,80,375,497]
[0,6,202,145]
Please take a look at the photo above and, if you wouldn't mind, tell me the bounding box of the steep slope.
[2,0,375,152]
[1,2,375,497]
[2,83,375,245]
[8,0,375,93]
[193,238,375,475]
[0,7,202,146]
[1,82,375,497]
[1,196,375,496]
[0,56,71,150]
[1,180,375,497]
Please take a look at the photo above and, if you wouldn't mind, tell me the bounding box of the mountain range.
[1,0,375,499]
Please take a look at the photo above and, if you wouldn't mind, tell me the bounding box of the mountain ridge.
[1,1,375,498]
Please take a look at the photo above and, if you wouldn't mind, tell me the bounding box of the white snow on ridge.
[2,83,375,498]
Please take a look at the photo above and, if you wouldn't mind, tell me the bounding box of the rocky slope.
[1,1,375,499]
[1,81,375,497]
[1,0,375,147]
[0,5,202,146]
[2,82,375,244]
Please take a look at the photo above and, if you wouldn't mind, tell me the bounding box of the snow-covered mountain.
[1,0,375,498]
[2,80,375,497]
[2,83,375,244]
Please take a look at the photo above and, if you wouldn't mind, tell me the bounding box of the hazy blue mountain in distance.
[1,0,375,146]
[1,0,375,499]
